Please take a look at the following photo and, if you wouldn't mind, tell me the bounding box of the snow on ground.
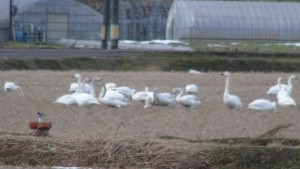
[57,39,194,52]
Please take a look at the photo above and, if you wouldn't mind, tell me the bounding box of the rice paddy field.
[0,70,299,168]
[0,70,299,140]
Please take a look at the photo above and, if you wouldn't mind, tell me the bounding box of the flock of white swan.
[3,71,297,112]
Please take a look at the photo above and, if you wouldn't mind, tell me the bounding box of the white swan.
[73,76,100,106]
[69,83,91,93]
[132,87,153,102]
[114,86,136,99]
[144,95,155,109]
[277,87,296,107]
[99,83,129,108]
[247,99,277,113]
[4,81,24,94]
[146,88,176,107]
[69,73,91,93]
[221,71,243,109]
[172,87,200,108]
[277,96,296,107]
[285,74,297,96]
[99,83,128,102]
[185,84,199,94]
[267,75,297,96]
[54,74,84,105]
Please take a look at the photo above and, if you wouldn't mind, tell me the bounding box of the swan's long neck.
[224,75,230,97]
[287,76,294,89]
[89,78,97,97]
[75,75,82,94]
[17,86,24,95]
[174,88,183,100]
[99,83,107,98]
[272,102,277,113]
[144,96,151,108]
[277,77,282,87]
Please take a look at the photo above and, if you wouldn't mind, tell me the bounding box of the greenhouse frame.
[166,0,300,41]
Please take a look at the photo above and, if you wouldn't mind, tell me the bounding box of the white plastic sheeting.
[166,0,300,41]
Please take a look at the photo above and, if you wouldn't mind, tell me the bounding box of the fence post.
[8,0,15,41]
[101,0,110,49]
[110,0,119,49]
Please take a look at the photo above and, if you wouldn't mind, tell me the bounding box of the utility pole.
[110,0,119,49]
[8,0,14,41]
[101,0,110,49]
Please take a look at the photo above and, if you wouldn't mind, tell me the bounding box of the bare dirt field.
[0,70,299,141]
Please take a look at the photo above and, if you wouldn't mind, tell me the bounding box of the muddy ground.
[0,70,298,141]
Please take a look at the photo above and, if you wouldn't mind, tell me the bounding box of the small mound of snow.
[58,39,194,52]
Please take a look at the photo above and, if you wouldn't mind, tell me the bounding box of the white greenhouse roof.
[166,0,300,41]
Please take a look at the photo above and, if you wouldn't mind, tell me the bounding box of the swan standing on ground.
[172,87,200,108]
[221,71,243,109]
[4,81,24,94]
[185,84,199,94]
[247,99,277,113]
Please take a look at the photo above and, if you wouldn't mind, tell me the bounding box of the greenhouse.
[0,0,103,43]
[166,0,300,41]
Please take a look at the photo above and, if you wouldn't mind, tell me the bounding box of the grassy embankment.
[1,41,300,72]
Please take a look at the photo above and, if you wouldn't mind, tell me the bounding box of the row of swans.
[143,87,201,108]
[222,71,297,113]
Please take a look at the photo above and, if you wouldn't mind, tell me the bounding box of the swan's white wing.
[178,95,201,107]
[224,95,243,109]
[75,93,99,106]
[154,93,176,106]
[132,91,148,102]
[248,99,274,111]
[54,94,76,105]
[278,96,296,107]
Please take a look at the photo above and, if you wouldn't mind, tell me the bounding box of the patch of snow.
[283,43,300,47]
[57,39,194,52]
[207,44,226,48]
[188,69,202,74]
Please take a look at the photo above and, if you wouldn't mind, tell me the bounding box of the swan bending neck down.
[221,71,243,109]
[172,87,200,108]
[4,81,24,95]
[247,99,277,113]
